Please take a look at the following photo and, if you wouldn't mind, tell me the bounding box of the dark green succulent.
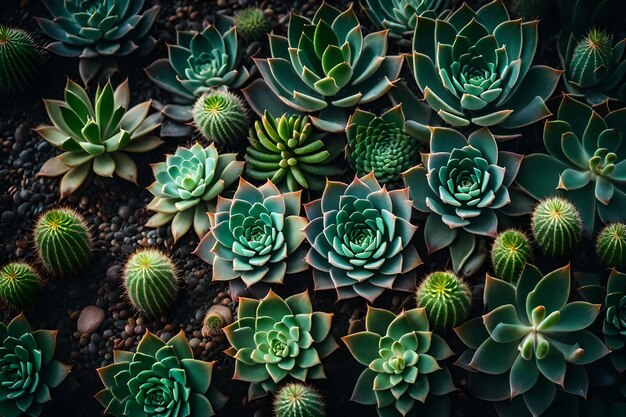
[604,269,626,373]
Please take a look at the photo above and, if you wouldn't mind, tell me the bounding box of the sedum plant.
[0,262,40,307]
[409,0,561,129]
[192,90,249,147]
[491,229,532,283]
[223,290,338,400]
[146,142,244,242]
[517,95,626,233]
[403,127,530,276]
[243,2,403,133]
[343,306,455,417]
[531,197,582,258]
[245,111,344,192]
[273,383,325,417]
[36,79,164,198]
[0,26,40,93]
[96,330,227,417]
[194,179,308,299]
[303,173,422,302]
[416,271,471,331]
[0,313,71,417]
[596,223,626,268]
[604,269,626,372]
[456,264,608,417]
[233,8,273,43]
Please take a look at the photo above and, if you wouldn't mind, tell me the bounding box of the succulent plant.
[233,8,273,43]
[416,271,471,331]
[596,223,626,268]
[243,2,403,133]
[224,290,338,400]
[0,26,40,93]
[303,173,422,302]
[34,208,91,275]
[346,105,421,187]
[37,0,158,84]
[273,383,325,417]
[456,264,608,417]
[408,0,561,129]
[146,143,244,242]
[123,249,178,316]
[96,330,228,417]
[36,79,164,198]
[531,197,583,258]
[201,304,233,338]
[491,229,532,283]
[518,95,626,234]
[403,127,531,276]
[0,313,71,417]
[0,262,40,307]
[192,90,249,147]
[194,179,308,299]
[602,269,626,373]
[343,306,455,417]
[245,111,344,192]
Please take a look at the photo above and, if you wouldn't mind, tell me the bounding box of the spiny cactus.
[123,249,178,316]
[233,8,272,43]
[597,223,626,268]
[274,383,325,417]
[569,29,613,88]
[491,229,532,283]
[34,208,91,275]
[193,90,249,147]
[416,271,471,331]
[0,25,40,92]
[0,262,40,306]
[531,197,583,258]
[201,304,233,338]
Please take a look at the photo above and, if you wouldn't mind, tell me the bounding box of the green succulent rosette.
[224,290,338,400]
[0,313,71,417]
[243,2,403,133]
[96,331,227,417]
[604,269,626,372]
[343,306,455,417]
[403,128,531,276]
[146,143,244,242]
[194,179,308,299]
[456,265,608,417]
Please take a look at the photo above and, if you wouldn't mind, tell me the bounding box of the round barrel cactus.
[0,262,40,307]
[491,229,532,282]
[0,26,40,93]
[274,383,325,417]
[597,223,626,268]
[233,8,273,43]
[416,271,471,331]
[193,90,249,147]
[531,197,582,258]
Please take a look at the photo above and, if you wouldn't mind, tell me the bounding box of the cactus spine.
[274,383,325,417]
[0,262,40,306]
[531,197,582,258]
[596,222,626,268]
[193,90,249,147]
[491,229,532,283]
[416,271,471,331]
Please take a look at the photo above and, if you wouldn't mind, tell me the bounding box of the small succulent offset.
[223,290,338,400]
[243,2,403,133]
[409,0,561,129]
[403,128,530,276]
[531,197,582,258]
[37,0,158,84]
[346,105,421,188]
[456,264,608,417]
[273,383,325,417]
[233,8,273,43]
[416,271,471,331]
[245,111,344,192]
[343,306,455,417]
[304,173,422,302]
[0,26,40,93]
[194,179,308,299]
[604,269,626,372]
[0,262,40,307]
[146,143,244,242]
[596,223,626,268]
[192,90,249,147]
[96,331,228,417]
[517,95,626,234]
[491,229,532,283]
[201,305,233,338]
[0,313,71,417]
[36,79,164,198]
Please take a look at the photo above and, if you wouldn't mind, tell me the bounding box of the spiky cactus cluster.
[491,229,532,283]
[596,223,626,268]
[273,383,325,417]
[34,208,91,275]
[0,262,40,306]
[569,29,613,88]
[416,271,471,331]
[193,90,249,147]
[531,197,582,258]
[123,249,178,316]
[0,25,40,92]
[233,8,272,42]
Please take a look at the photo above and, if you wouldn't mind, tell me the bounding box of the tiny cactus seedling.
[491,229,532,283]
[233,8,272,43]
[0,25,40,93]
[416,271,471,331]
[0,262,40,306]
[34,208,91,275]
[193,90,249,147]
[123,249,178,316]
[201,304,233,338]
[531,197,582,258]
[274,383,325,417]
[596,223,626,268]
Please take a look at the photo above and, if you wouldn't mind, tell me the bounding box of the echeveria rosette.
[604,269,626,373]
[223,290,338,401]
[403,128,530,276]
[517,95,626,234]
[409,0,561,129]
[455,264,608,417]
[146,143,244,242]
[0,313,71,417]
[95,331,227,417]
[303,173,422,302]
[243,2,403,133]
[194,179,308,299]
[343,306,455,417]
